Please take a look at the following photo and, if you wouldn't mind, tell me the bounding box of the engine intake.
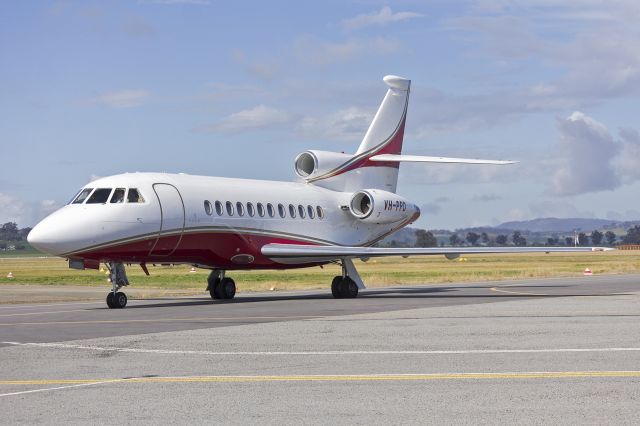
[348,189,419,224]
[294,150,353,179]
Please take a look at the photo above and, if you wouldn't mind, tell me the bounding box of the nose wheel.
[105,262,129,309]
[106,291,127,309]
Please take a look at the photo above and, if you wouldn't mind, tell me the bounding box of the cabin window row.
[204,200,324,220]
[70,187,145,204]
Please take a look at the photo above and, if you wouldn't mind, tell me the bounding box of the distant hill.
[496,217,632,233]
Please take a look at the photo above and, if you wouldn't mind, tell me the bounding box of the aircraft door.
[150,183,185,256]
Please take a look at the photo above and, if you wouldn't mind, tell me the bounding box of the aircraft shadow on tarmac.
[95,284,608,310]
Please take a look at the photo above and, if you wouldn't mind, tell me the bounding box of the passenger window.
[277,204,285,218]
[257,203,265,217]
[127,188,145,203]
[236,202,245,217]
[226,201,234,216]
[247,202,255,217]
[288,204,296,218]
[72,188,93,204]
[267,203,275,217]
[86,188,112,204]
[204,200,213,215]
[215,201,224,216]
[110,188,126,204]
[298,205,305,218]
[307,205,315,219]
[317,206,324,219]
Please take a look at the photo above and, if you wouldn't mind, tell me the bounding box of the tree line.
[414,226,640,248]
[0,222,32,250]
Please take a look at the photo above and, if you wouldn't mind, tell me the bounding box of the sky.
[1,0,640,230]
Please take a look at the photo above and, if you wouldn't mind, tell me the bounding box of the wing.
[262,244,612,263]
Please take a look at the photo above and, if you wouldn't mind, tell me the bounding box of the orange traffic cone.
[583,268,593,276]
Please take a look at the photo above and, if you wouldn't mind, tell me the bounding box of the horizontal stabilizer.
[369,154,517,165]
[262,244,612,262]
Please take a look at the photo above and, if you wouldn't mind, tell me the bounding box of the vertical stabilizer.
[305,75,410,193]
[356,75,410,157]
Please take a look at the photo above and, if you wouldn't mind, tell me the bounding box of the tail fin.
[356,75,410,157]
[303,75,515,193]
[306,75,410,193]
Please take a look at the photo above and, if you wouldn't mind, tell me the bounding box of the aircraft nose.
[28,212,78,256]
[28,220,60,255]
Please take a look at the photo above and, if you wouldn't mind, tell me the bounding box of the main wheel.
[339,277,358,298]
[220,277,236,300]
[106,292,115,308]
[208,272,223,299]
[113,292,127,308]
[331,276,343,299]
[209,279,222,299]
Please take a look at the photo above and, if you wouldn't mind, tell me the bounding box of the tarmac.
[1,274,640,424]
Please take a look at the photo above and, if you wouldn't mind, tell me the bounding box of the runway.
[2,274,640,424]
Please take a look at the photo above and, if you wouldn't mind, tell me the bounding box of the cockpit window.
[110,188,126,204]
[71,188,93,204]
[127,188,145,203]
[86,188,112,204]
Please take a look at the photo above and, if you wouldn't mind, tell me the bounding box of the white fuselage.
[28,172,419,270]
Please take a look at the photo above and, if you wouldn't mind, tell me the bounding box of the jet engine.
[294,150,353,179]
[348,189,419,224]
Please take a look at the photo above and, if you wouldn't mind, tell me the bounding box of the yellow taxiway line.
[4,371,640,386]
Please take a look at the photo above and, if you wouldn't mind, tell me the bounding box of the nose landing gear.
[207,270,236,300]
[106,262,129,309]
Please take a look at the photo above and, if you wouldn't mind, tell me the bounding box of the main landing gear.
[331,258,365,299]
[207,270,236,300]
[106,262,129,309]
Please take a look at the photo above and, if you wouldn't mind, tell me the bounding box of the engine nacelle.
[349,189,419,224]
[294,150,353,179]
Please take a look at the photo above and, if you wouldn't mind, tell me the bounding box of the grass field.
[1,251,639,293]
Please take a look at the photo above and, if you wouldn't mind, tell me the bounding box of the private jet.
[28,75,605,308]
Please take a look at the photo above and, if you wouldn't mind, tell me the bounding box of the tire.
[113,292,128,308]
[106,293,115,309]
[209,280,222,299]
[221,277,236,300]
[331,276,343,299]
[208,272,222,299]
[339,277,358,298]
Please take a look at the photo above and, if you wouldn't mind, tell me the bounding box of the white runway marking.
[4,341,640,356]
[0,379,123,397]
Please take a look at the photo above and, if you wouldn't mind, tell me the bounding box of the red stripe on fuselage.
[74,231,322,270]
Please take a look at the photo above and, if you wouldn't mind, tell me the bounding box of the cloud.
[232,50,279,81]
[420,202,441,215]
[472,193,502,202]
[551,112,620,195]
[295,37,401,66]
[444,1,640,107]
[342,6,423,31]
[0,193,60,227]
[615,127,640,183]
[197,105,294,133]
[91,90,150,108]
[297,107,374,142]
